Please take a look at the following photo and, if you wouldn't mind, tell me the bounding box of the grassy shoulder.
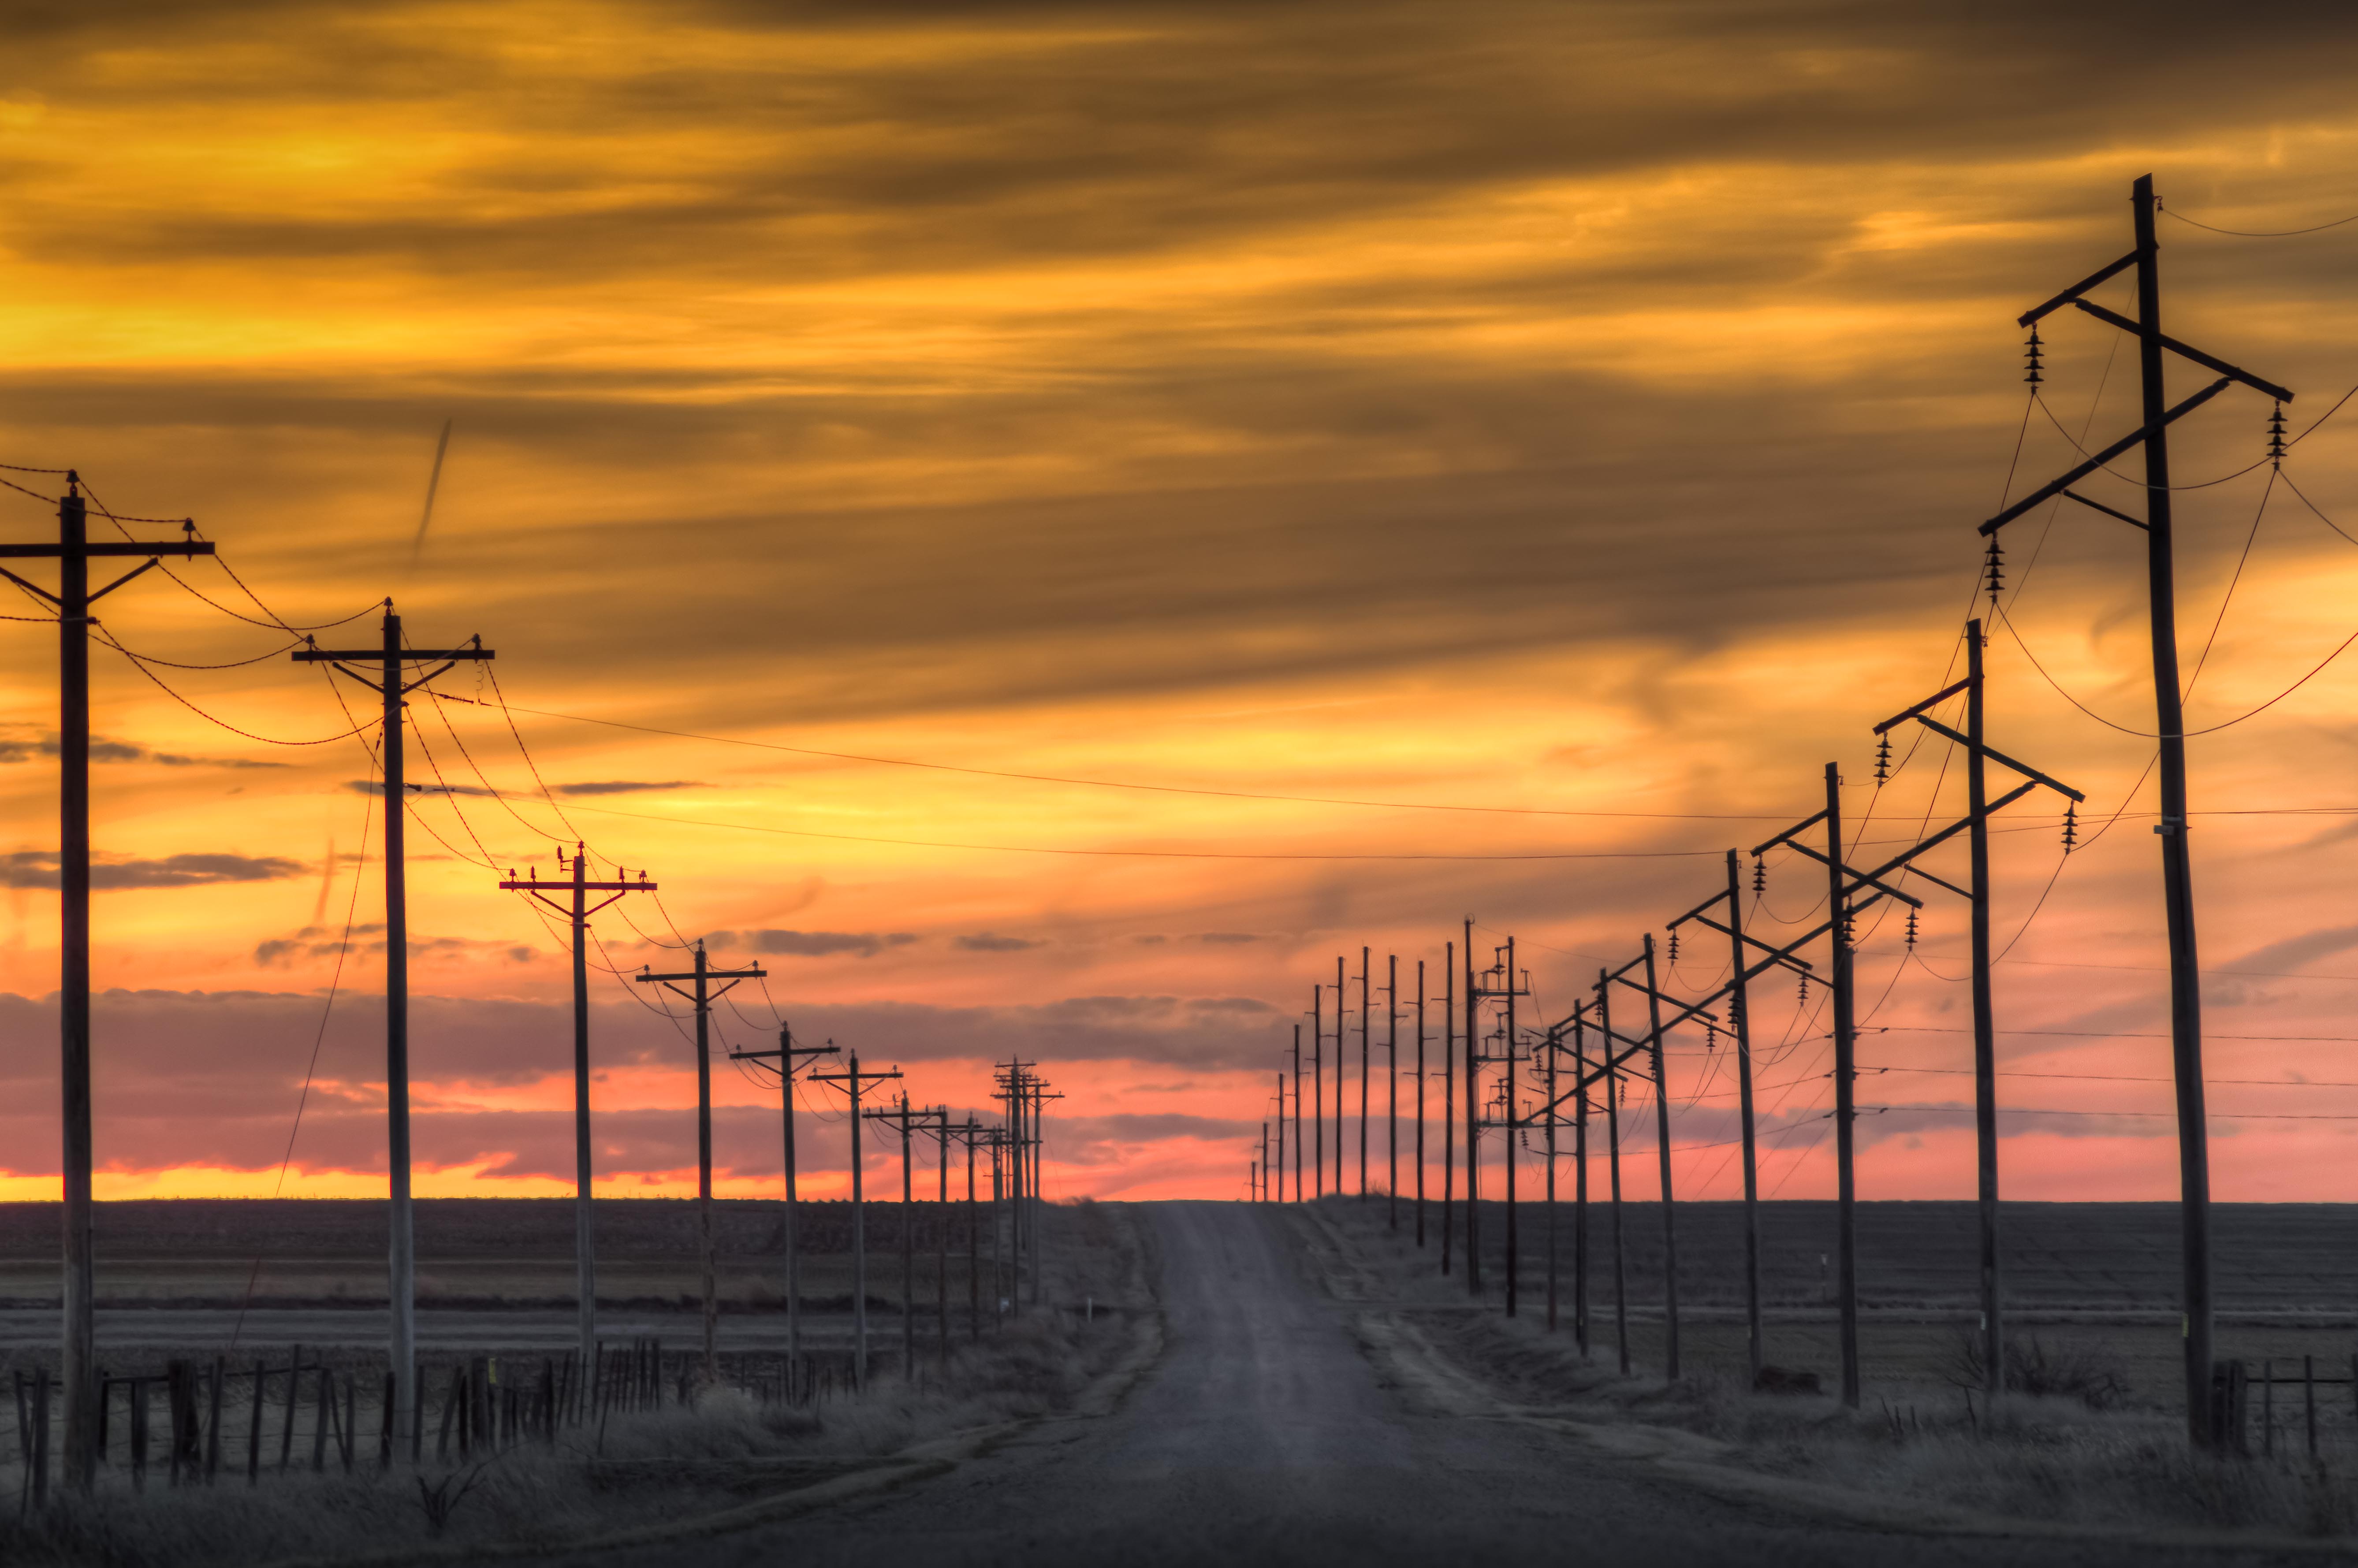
[2,1200,1154,1568]
[1306,1196,2358,1543]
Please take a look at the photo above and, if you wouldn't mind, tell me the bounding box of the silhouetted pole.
[1640,933,1680,1379]
[1311,990,1324,1197]
[1600,971,1630,1375]
[934,1107,950,1367]
[1502,937,1519,1318]
[26,482,218,1486]
[1275,1071,1287,1204]
[725,1028,837,1369]
[1967,624,2003,1403]
[1573,1009,1591,1356]
[1291,1026,1304,1202]
[1442,941,1456,1274]
[1386,953,1399,1227]
[1545,1023,1559,1332]
[1336,956,1347,1199]
[294,607,488,1450]
[504,849,657,1381]
[1359,947,1371,1199]
[636,944,767,1382]
[1414,959,1427,1247]
[1724,850,1764,1387]
[1463,921,1481,1297]
[810,1055,901,1389]
[1825,761,1860,1408]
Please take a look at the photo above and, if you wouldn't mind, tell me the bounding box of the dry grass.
[1318,1196,2358,1540]
[0,1200,1147,1568]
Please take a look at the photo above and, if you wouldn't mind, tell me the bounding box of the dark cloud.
[0,732,285,769]
[0,851,306,890]
[548,780,697,796]
[702,929,920,958]
[1193,932,1261,945]
[954,932,1043,952]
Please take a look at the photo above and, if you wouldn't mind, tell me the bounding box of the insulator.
[1667,930,1680,964]
[1984,535,2005,606]
[2269,401,2288,468]
[1873,734,1892,784]
[1704,1020,1718,1049]
[1904,908,1919,947]
[2023,325,2044,386]
[1797,971,1809,1003]
[1752,855,1766,894]
[2061,800,2079,854]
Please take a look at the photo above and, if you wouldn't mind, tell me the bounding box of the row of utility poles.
[18,490,1062,1483]
[1255,177,2285,1450]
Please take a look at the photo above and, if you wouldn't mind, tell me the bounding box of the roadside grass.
[0,1200,1147,1568]
[1312,1196,2358,1539]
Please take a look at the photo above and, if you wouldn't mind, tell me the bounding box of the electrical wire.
[2160,203,2358,238]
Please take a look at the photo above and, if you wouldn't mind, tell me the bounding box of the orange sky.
[3,1,2358,1209]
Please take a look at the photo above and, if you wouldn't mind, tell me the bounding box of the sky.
[3,0,2358,1211]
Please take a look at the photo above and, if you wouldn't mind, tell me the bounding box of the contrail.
[410,418,453,561]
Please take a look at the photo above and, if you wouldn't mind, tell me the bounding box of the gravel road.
[541,1201,2277,1568]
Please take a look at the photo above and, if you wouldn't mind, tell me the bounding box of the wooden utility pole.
[1598,971,1630,1375]
[924,1106,950,1367]
[808,1054,900,1388]
[1462,922,1479,1296]
[726,1027,838,1368]
[1337,955,1348,1199]
[635,944,767,1382]
[1723,850,1764,1386]
[1442,941,1456,1275]
[1414,959,1427,1247]
[12,479,216,1486]
[501,847,657,1382]
[1572,1006,1591,1356]
[1385,953,1399,1228]
[1501,939,1520,1316]
[1290,1026,1303,1202]
[1824,763,1860,1408]
[294,606,489,1451]
[1310,990,1324,1199]
[1639,933,1680,1379]
[1981,175,2287,1445]
[1544,1021,1559,1332]
[1359,947,1371,1200]
[857,1096,920,1379]
[1274,1071,1286,1204]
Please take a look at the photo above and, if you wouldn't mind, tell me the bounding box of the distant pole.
[1275,1071,1287,1204]
[1463,922,1480,1297]
[1336,956,1347,1199]
[724,1029,837,1370]
[1358,948,1370,1199]
[1545,1024,1559,1332]
[1503,937,1520,1318]
[1311,989,1325,1199]
[501,850,657,1382]
[1442,942,1456,1274]
[900,1100,915,1378]
[1386,954,1399,1227]
[810,1055,901,1389]
[1826,761,1861,1408]
[1600,971,1630,1375]
[1724,850,1764,1387]
[636,945,767,1383]
[1640,933,1680,1380]
[1573,1008,1591,1356]
[1414,960,1427,1247]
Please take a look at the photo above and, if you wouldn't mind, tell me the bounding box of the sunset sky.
[4,0,2358,1211]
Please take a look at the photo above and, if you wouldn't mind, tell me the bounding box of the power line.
[2160,203,2358,238]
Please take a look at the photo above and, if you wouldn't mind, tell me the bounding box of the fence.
[10,1336,880,1512]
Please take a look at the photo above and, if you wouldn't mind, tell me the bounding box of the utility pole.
[1025,1074,1059,1306]
[727,1028,838,1368]
[1981,175,2287,1446]
[1336,955,1347,1199]
[923,1106,950,1367]
[1572,1005,1591,1356]
[1462,921,1479,1297]
[1274,1070,1286,1204]
[1544,1021,1559,1332]
[858,1096,920,1379]
[1414,959,1427,1248]
[1360,947,1371,1199]
[1639,933,1680,1379]
[13,478,216,1487]
[1869,625,2082,1408]
[1291,1025,1304,1202]
[1310,990,1324,1199]
[1476,939,1528,1314]
[1825,765,1859,1408]
[1725,851,1763,1385]
[1598,972,1629,1375]
[293,605,489,1453]
[1386,953,1399,1228]
[636,944,767,1382]
[1442,940,1456,1276]
[808,1054,900,1389]
[502,847,657,1382]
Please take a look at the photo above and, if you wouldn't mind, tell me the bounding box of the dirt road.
[544,1201,2262,1568]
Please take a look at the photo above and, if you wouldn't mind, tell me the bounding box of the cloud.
[1193,932,1261,944]
[548,780,698,796]
[0,731,285,769]
[702,929,920,958]
[0,851,306,890]
[954,932,1043,952]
